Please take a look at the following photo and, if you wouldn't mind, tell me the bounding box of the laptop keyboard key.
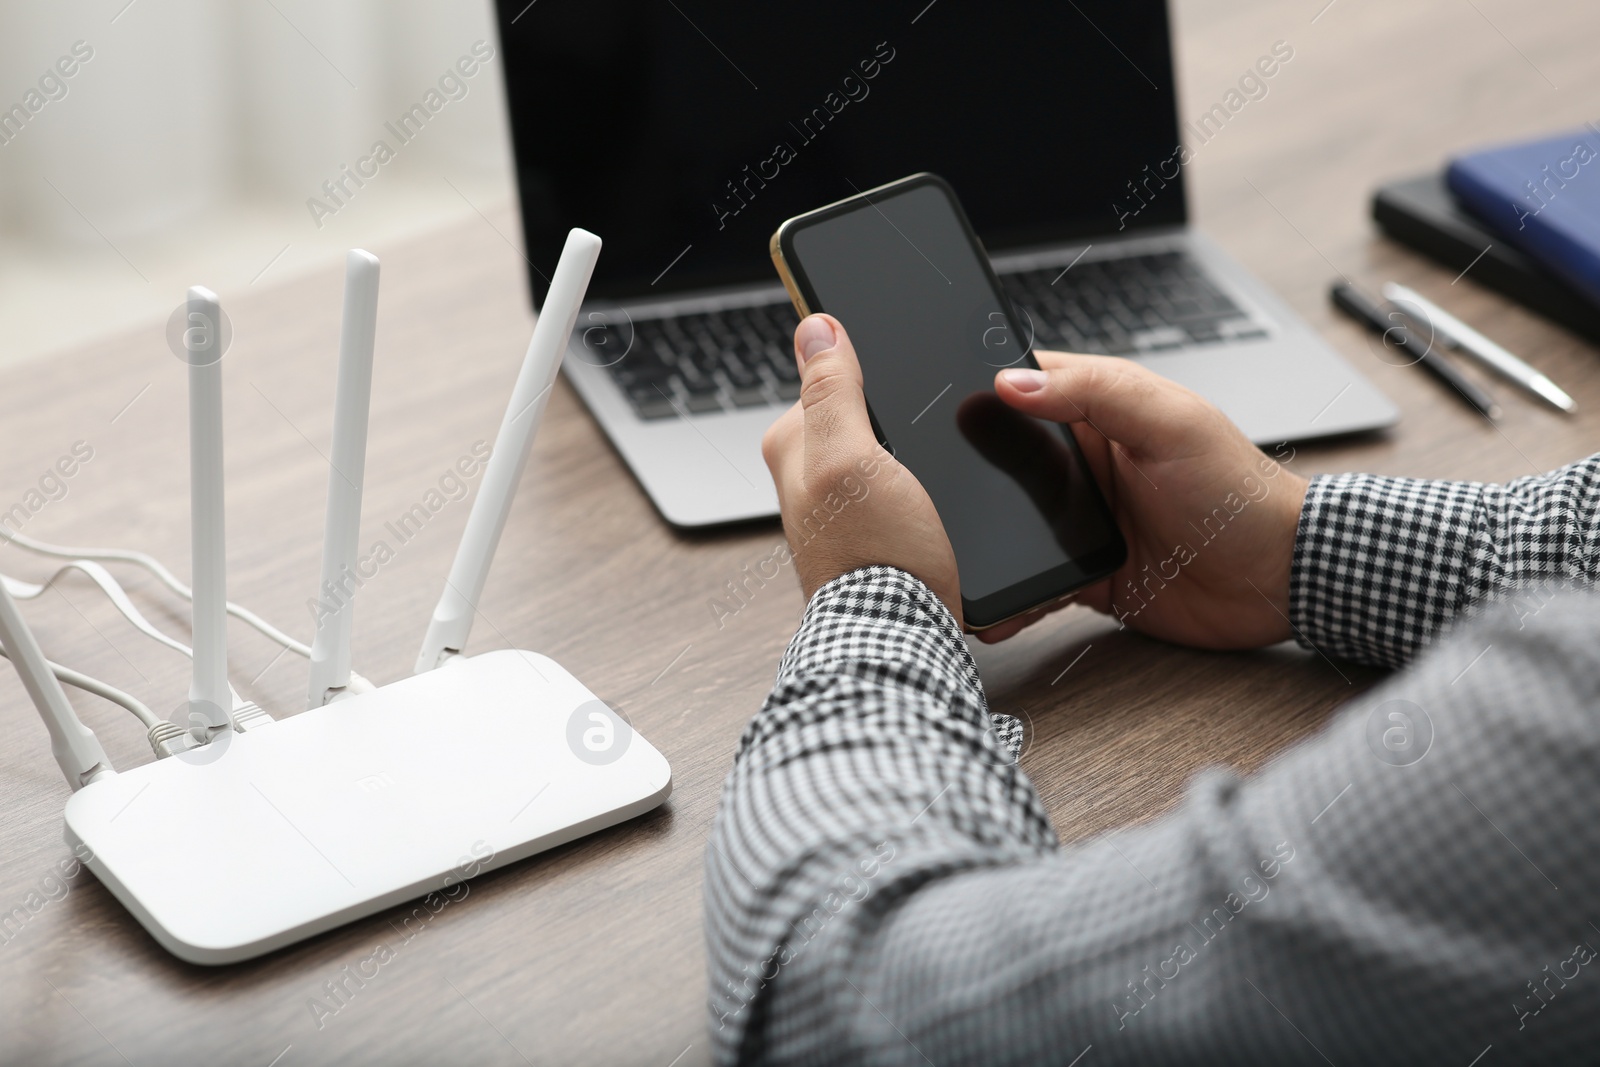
[721,358,761,391]
[686,394,725,414]
[677,375,723,413]
[626,384,679,420]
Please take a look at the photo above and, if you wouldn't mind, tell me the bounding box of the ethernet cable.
[0,529,373,694]
[3,560,192,660]
[1,559,280,755]
[0,632,202,759]
[2,559,249,705]
[0,642,159,728]
[0,527,311,657]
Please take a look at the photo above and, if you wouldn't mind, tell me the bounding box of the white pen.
[1383,282,1576,413]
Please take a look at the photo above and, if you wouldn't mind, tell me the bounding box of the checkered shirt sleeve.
[705,456,1600,1066]
[1291,454,1600,667]
[704,567,1049,1060]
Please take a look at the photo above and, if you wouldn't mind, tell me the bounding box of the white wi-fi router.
[0,230,670,964]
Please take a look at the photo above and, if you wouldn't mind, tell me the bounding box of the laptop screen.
[494,1,1185,305]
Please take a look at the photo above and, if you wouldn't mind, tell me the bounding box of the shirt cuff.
[773,565,987,717]
[1289,472,1484,668]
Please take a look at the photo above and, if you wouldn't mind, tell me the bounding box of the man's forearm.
[1290,453,1600,668]
[702,566,1052,1062]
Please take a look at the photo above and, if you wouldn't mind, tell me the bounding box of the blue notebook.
[1446,128,1600,308]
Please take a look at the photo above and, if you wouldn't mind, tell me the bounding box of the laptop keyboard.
[1002,251,1263,355]
[586,304,803,420]
[591,250,1264,421]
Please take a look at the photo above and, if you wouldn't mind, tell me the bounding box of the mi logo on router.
[356,772,394,792]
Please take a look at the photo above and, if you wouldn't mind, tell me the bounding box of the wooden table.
[3,1,1597,1062]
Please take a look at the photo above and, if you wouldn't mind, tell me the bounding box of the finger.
[760,401,805,500]
[793,314,879,470]
[994,351,1207,457]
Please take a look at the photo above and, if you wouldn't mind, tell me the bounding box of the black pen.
[1330,283,1501,421]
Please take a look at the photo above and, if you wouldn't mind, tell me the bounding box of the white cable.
[3,560,261,712]
[0,527,311,657]
[0,642,160,728]
[4,560,192,659]
[0,540,373,704]
[0,638,243,760]
[0,570,274,756]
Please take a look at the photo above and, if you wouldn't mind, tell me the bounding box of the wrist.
[785,565,975,694]
[782,458,962,626]
[1265,471,1310,640]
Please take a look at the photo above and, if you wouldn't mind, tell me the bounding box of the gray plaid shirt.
[704,456,1600,1065]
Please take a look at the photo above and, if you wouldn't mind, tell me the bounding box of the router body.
[65,650,670,964]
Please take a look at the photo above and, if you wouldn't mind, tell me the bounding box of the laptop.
[493,1,1397,528]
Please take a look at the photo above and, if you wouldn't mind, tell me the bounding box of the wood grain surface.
[2,1,1598,1063]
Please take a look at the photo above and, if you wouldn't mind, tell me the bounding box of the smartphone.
[770,173,1126,629]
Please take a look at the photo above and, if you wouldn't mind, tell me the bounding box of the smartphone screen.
[775,175,1126,627]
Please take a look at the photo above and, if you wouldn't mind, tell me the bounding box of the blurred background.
[0,0,512,367]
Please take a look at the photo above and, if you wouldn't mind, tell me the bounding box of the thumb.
[994,351,1206,457]
[794,314,879,463]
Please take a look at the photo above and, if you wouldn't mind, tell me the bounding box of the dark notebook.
[1371,172,1600,346]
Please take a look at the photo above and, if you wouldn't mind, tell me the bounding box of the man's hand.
[986,353,1308,648]
[761,315,962,622]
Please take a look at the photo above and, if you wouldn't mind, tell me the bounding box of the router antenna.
[186,286,232,736]
[308,250,380,707]
[414,228,602,673]
[0,579,114,788]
